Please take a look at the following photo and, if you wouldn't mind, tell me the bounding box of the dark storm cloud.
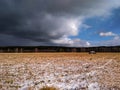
[0,0,120,46]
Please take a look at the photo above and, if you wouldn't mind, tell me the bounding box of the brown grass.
[39,86,58,90]
[0,52,120,90]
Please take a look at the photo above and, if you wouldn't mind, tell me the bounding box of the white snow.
[1,59,109,90]
[88,82,100,90]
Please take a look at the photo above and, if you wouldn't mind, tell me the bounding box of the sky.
[0,0,120,47]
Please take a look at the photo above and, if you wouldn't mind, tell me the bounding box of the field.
[0,53,120,90]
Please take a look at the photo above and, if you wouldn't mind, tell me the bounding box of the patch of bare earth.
[0,53,120,90]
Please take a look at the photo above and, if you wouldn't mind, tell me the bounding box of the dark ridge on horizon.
[0,45,120,53]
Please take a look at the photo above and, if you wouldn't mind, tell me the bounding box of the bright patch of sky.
[70,8,120,46]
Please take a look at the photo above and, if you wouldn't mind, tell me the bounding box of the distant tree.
[72,48,77,52]
[35,48,38,52]
[15,48,18,53]
[59,48,64,52]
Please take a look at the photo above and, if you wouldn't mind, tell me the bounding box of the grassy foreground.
[0,53,120,90]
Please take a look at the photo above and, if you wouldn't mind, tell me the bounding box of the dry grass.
[0,53,120,90]
[40,86,58,90]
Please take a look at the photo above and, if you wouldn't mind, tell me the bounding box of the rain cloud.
[0,0,120,46]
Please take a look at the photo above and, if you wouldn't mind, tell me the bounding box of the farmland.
[0,53,120,90]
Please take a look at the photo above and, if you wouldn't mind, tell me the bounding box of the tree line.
[0,46,120,53]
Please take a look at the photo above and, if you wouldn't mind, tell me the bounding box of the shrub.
[39,86,58,90]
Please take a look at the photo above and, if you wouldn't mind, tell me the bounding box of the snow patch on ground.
[88,82,100,90]
[1,59,112,90]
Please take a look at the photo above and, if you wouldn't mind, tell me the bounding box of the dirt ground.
[0,53,120,90]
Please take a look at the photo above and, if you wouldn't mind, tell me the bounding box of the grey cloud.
[0,0,120,46]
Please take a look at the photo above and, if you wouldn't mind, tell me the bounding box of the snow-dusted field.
[0,53,120,90]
